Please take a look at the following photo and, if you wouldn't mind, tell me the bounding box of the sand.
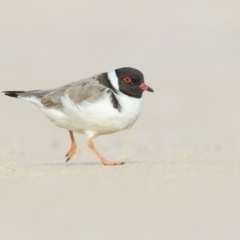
[1,152,240,239]
[1,0,240,239]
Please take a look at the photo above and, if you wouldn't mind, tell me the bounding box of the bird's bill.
[139,83,154,92]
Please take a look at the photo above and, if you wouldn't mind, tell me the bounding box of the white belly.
[40,92,143,138]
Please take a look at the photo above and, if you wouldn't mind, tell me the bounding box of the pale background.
[1,0,240,239]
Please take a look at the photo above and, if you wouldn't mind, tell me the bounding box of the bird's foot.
[101,159,125,166]
[65,145,77,162]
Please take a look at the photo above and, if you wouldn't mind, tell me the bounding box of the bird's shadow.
[18,160,140,167]
[30,162,102,166]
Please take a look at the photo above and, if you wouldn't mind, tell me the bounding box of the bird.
[3,67,154,166]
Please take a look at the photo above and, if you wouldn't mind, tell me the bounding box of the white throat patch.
[107,69,119,92]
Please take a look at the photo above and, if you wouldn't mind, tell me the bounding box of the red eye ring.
[123,76,132,83]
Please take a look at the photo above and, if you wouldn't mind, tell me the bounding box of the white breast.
[39,91,143,139]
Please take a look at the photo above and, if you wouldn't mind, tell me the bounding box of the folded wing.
[3,74,109,110]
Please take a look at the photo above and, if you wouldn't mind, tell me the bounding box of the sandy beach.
[1,148,240,239]
[1,0,240,239]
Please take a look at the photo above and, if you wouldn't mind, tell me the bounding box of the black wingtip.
[2,91,24,98]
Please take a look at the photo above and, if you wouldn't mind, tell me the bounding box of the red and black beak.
[139,83,154,92]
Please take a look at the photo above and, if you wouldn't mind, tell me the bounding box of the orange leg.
[87,139,124,166]
[66,130,77,162]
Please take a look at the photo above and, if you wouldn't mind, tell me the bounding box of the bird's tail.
[2,91,26,98]
[2,90,48,107]
[2,90,49,99]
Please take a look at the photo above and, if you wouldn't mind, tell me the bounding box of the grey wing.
[3,74,109,109]
[41,75,107,109]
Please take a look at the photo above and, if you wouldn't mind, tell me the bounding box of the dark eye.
[123,76,132,83]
